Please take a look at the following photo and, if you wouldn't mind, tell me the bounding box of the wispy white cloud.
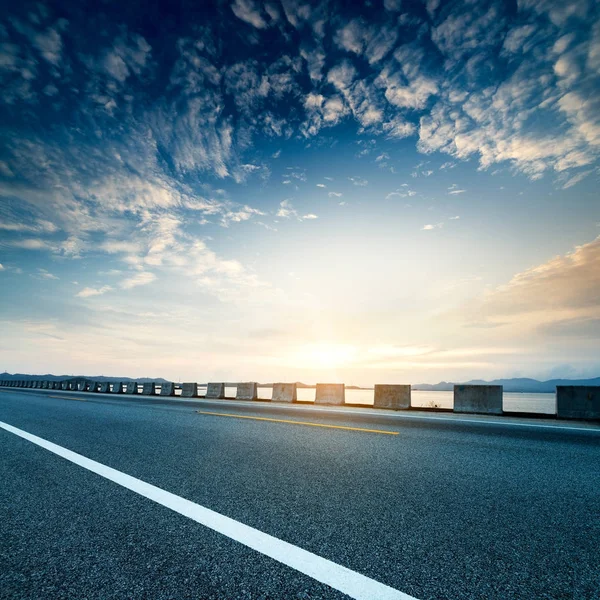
[422,223,443,230]
[120,271,157,290]
[328,191,342,198]
[561,169,595,189]
[348,176,368,186]
[466,235,600,334]
[276,199,317,221]
[35,269,59,280]
[231,0,270,29]
[77,286,113,298]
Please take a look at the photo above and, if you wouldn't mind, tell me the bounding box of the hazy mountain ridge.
[412,377,600,393]
[2,374,599,393]
[0,373,169,384]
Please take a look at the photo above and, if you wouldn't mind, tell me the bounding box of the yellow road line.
[195,410,398,435]
[0,390,88,402]
[48,395,88,402]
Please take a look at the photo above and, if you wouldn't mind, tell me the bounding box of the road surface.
[1,387,599,599]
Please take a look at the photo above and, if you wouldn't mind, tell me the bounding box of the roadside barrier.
[141,382,155,395]
[272,383,297,402]
[374,384,411,409]
[236,382,258,401]
[1,379,599,421]
[160,382,175,396]
[315,383,345,405]
[453,385,503,415]
[557,386,599,420]
[181,382,198,398]
[206,382,225,399]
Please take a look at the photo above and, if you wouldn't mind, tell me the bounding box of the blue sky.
[0,0,599,384]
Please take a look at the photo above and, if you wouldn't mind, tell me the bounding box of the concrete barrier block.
[97,382,110,393]
[557,386,600,420]
[236,382,258,401]
[181,383,198,398]
[315,383,345,405]
[41,381,48,389]
[141,382,155,395]
[125,382,138,394]
[454,385,503,415]
[33,381,40,388]
[160,382,175,396]
[206,383,225,399]
[272,383,297,403]
[374,384,411,409]
[77,381,87,391]
[26,381,33,388]
[52,381,60,389]
[111,382,123,394]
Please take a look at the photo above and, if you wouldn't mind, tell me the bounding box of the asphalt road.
[1,387,599,600]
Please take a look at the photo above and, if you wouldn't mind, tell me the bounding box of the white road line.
[0,420,418,600]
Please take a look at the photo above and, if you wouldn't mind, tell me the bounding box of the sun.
[294,343,358,370]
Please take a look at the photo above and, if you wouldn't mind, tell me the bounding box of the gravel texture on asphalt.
[1,389,599,600]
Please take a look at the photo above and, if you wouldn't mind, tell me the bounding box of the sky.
[0,0,599,385]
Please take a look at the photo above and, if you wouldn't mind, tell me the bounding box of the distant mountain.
[0,373,169,383]
[2,373,598,393]
[413,377,600,393]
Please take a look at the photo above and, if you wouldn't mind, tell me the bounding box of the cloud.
[422,223,443,230]
[470,236,600,328]
[120,271,157,290]
[0,264,4,271]
[276,199,317,221]
[334,18,398,64]
[35,269,59,280]
[316,183,326,188]
[561,169,595,188]
[449,189,466,195]
[231,0,269,28]
[328,192,342,197]
[77,286,113,298]
[33,25,64,65]
[349,176,368,186]
[8,238,54,250]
